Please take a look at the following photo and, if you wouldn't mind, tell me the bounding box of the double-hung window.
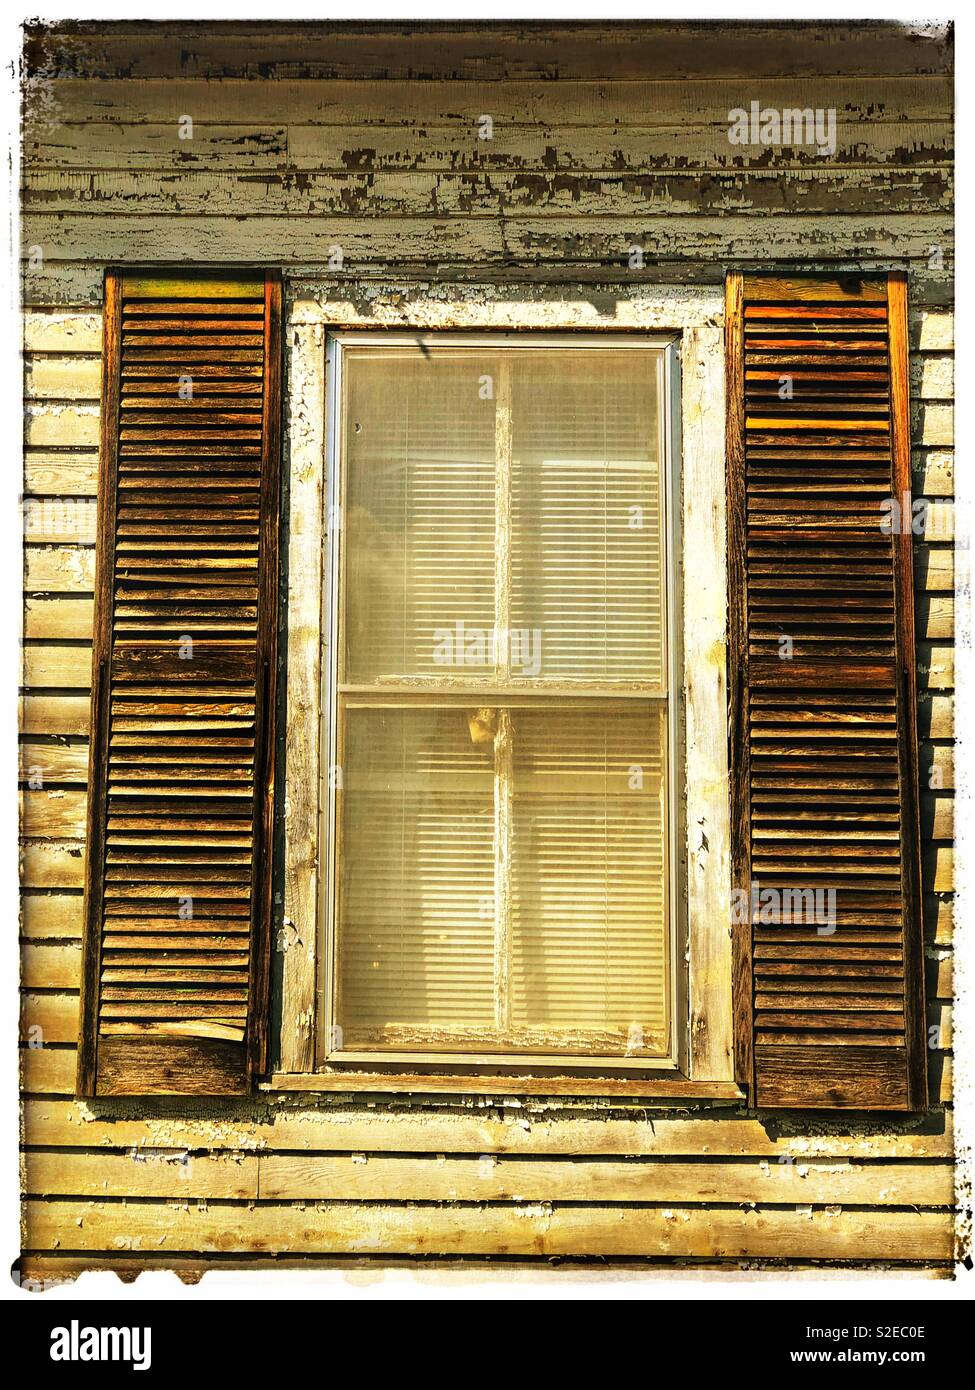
[323,336,679,1066]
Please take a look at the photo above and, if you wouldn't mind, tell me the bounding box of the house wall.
[19,20,957,1279]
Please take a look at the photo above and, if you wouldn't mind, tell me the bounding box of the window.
[74,273,924,1107]
[279,289,732,1093]
[323,336,679,1065]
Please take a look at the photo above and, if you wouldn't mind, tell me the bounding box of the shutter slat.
[727,271,926,1111]
[76,269,281,1097]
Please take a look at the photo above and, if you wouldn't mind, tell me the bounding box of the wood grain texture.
[23,21,953,82]
[75,269,118,1096]
[247,271,283,1080]
[726,271,930,1111]
[278,319,324,1073]
[19,1095,956,1159]
[26,123,953,180]
[725,271,752,1091]
[888,271,928,1109]
[21,893,85,939]
[22,213,954,271]
[23,1149,952,1206]
[18,31,954,312]
[20,1198,954,1261]
[680,316,735,1082]
[75,270,283,1097]
[24,75,953,127]
[22,167,955,220]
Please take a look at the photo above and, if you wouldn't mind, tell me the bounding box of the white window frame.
[273,285,735,1098]
[325,331,680,1069]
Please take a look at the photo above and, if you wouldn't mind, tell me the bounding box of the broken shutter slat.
[726,271,926,1111]
[77,268,282,1097]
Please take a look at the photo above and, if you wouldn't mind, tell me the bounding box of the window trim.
[273,285,735,1097]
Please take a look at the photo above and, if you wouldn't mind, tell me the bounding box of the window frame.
[323,331,681,1069]
[272,285,737,1099]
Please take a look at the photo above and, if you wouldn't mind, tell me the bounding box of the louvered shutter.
[77,270,282,1096]
[726,271,926,1110]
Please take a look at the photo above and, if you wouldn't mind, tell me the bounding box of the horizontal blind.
[339,707,496,1043]
[332,340,672,1060]
[342,347,665,688]
[509,706,668,1052]
[344,354,496,683]
[511,353,664,683]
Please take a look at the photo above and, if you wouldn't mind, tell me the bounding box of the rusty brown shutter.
[726,271,926,1110]
[77,270,282,1096]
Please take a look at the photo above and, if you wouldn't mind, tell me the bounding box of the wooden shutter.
[77,269,282,1096]
[726,271,926,1110]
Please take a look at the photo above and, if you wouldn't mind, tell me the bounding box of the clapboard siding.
[22,217,954,309]
[22,21,953,81]
[21,28,953,307]
[23,169,955,218]
[19,20,956,1278]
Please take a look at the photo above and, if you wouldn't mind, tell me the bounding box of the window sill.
[264,1071,745,1101]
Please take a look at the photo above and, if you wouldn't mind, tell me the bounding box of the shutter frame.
[726,270,927,1111]
[77,268,282,1097]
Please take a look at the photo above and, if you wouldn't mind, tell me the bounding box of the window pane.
[343,352,497,682]
[336,702,669,1056]
[509,705,668,1051]
[511,352,664,683]
[342,346,665,687]
[337,707,496,1042]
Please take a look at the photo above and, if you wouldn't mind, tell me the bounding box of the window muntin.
[325,337,678,1064]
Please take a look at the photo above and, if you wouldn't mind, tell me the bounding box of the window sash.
[322,333,682,1067]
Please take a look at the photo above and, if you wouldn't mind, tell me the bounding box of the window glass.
[331,341,673,1060]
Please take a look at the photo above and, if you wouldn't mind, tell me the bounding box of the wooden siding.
[22,21,953,306]
[19,19,956,1279]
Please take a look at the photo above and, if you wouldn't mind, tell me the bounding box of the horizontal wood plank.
[20,893,84,940]
[24,261,956,310]
[20,695,91,736]
[25,546,95,595]
[23,312,101,352]
[21,841,86,890]
[22,1149,953,1207]
[20,1096,955,1156]
[21,941,83,989]
[23,22,953,82]
[26,75,953,128]
[23,167,954,219]
[23,597,94,640]
[25,453,99,497]
[910,355,953,400]
[20,789,87,838]
[24,354,100,400]
[24,404,99,449]
[20,1199,954,1260]
[27,119,952,178]
[21,645,92,690]
[911,310,953,351]
[913,448,953,496]
[21,213,953,272]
